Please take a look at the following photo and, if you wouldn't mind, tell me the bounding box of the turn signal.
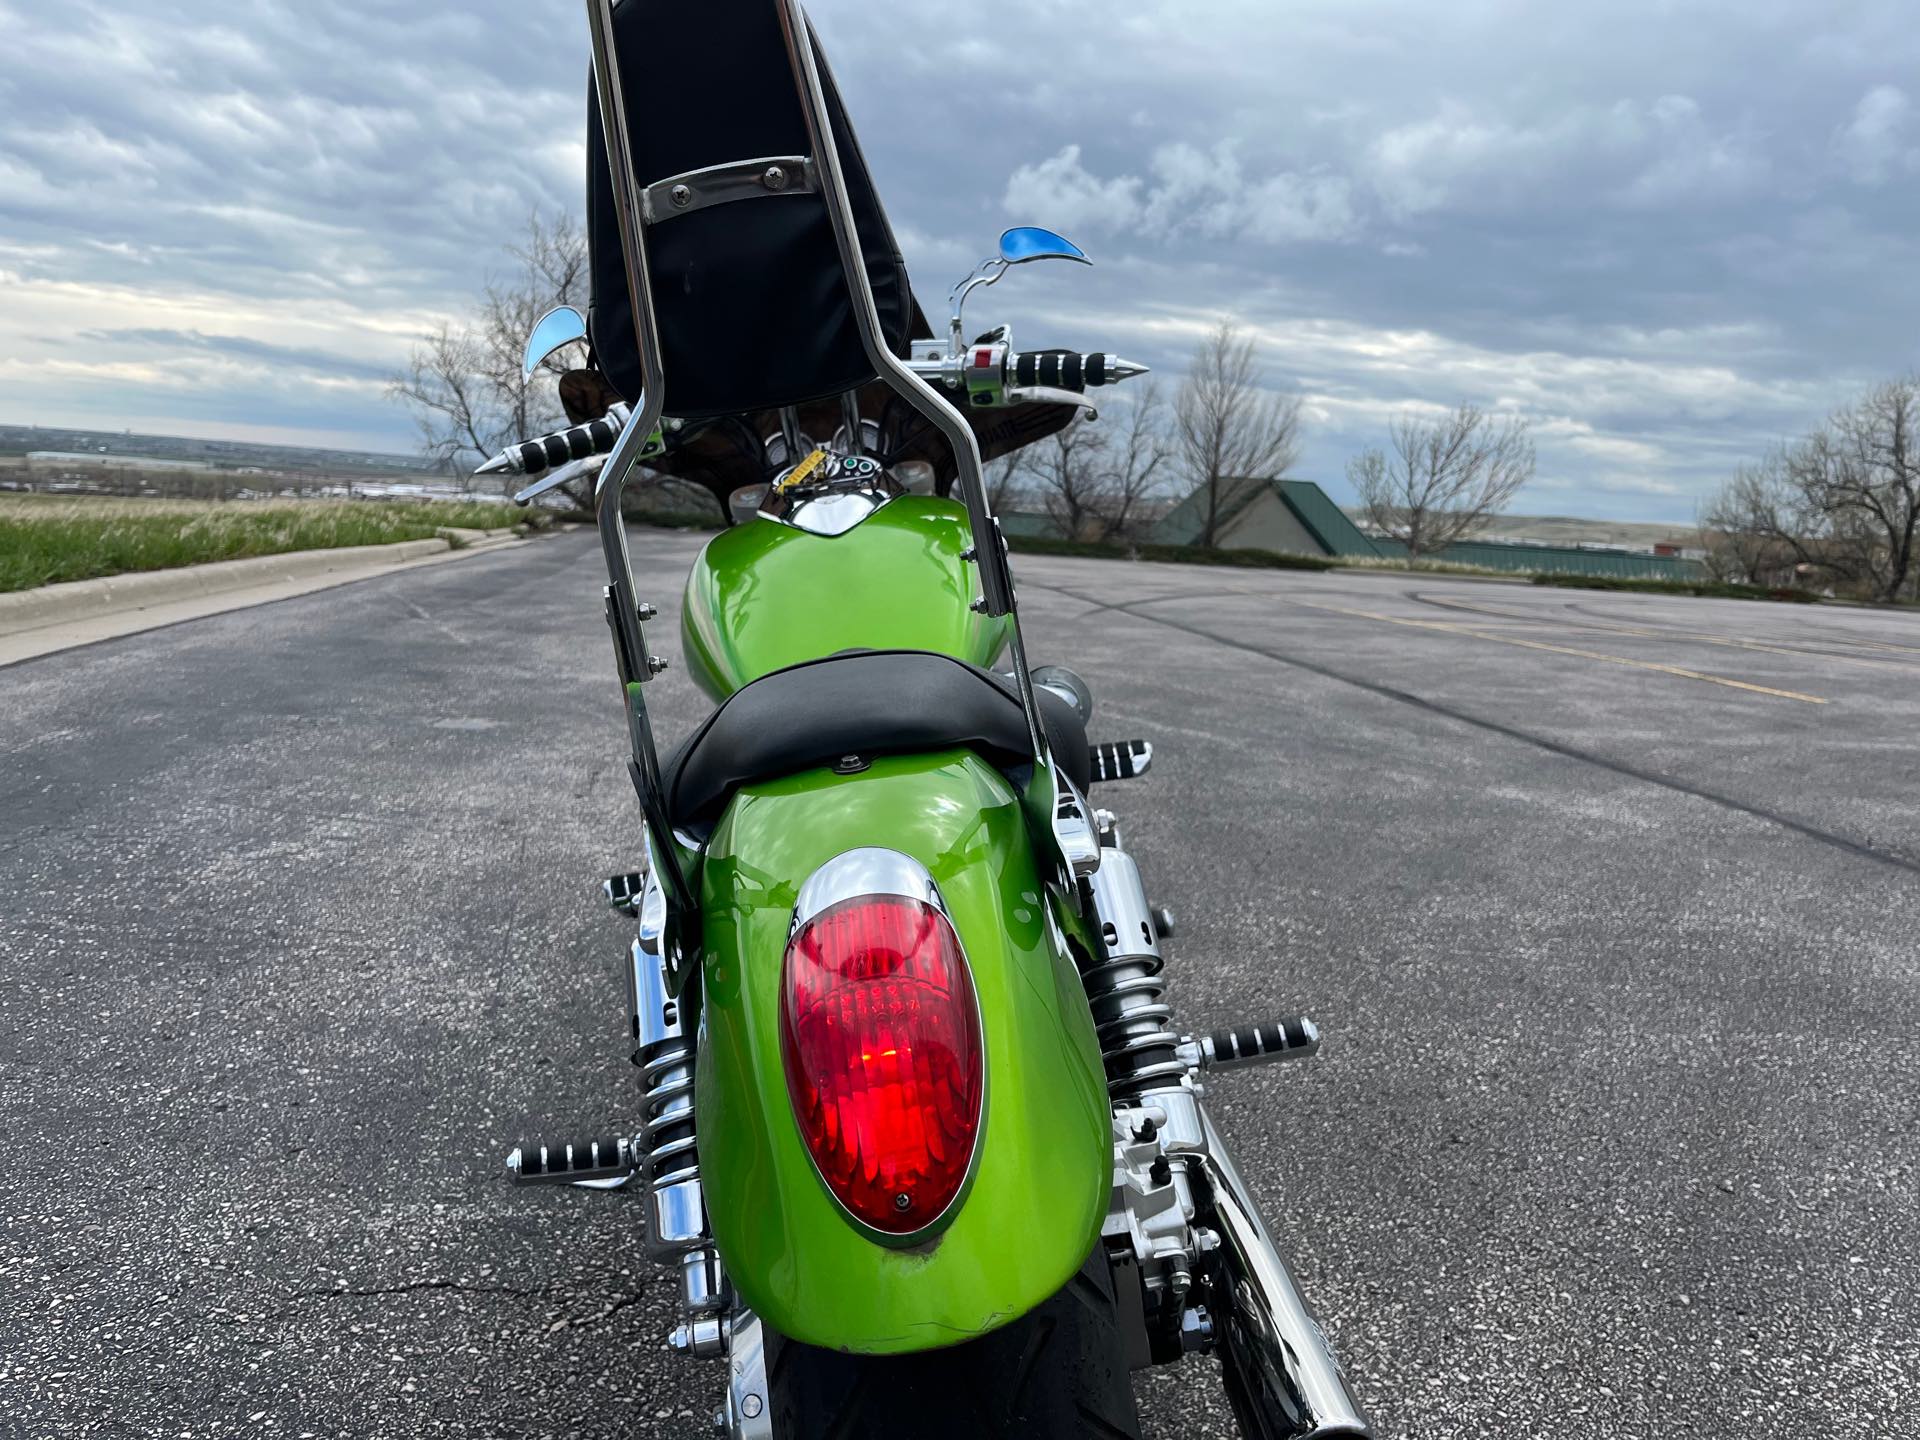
[780,893,984,1235]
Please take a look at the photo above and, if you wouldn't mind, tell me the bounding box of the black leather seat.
[663,650,1091,837]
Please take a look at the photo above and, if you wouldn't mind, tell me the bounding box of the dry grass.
[1332,554,1520,579]
[0,494,536,593]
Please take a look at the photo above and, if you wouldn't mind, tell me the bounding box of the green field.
[0,495,539,594]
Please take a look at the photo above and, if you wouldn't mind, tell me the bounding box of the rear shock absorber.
[628,881,727,1351]
[1081,815,1186,1097]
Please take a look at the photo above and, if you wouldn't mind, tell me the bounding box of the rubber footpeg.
[1204,1017,1320,1069]
[506,1136,636,1184]
[1088,740,1153,783]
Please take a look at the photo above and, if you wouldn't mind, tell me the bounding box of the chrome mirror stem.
[839,391,863,456]
[948,263,1007,355]
[777,406,808,468]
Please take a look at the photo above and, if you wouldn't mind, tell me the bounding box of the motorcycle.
[480,1,1373,1435]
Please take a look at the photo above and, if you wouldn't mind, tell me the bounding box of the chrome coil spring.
[640,1024,724,1317]
[1084,842,1187,1097]
[639,1032,699,1203]
[630,925,726,1320]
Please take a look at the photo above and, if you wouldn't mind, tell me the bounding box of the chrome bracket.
[723,1312,773,1439]
[1053,774,1103,881]
[642,155,817,224]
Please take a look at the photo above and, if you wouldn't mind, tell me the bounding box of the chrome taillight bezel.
[780,847,989,1247]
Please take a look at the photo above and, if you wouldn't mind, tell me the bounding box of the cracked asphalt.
[3,526,1917,1439]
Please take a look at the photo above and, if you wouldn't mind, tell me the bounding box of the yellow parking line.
[1412,593,1919,673]
[1291,599,1829,705]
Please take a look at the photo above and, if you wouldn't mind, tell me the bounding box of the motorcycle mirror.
[523,306,588,378]
[948,229,1093,355]
[998,227,1091,267]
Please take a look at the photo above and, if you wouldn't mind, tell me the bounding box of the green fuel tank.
[680,496,1013,701]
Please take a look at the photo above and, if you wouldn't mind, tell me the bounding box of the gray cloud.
[1,0,1917,516]
[77,328,393,382]
[1835,85,1920,185]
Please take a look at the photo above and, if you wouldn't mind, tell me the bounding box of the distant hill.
[1344,508,1695,549]
[0,422,438,477]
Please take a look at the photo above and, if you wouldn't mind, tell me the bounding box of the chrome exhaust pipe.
[1196,1105,1373,1439]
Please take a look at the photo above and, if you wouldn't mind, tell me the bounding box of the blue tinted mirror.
[999,227,1091,266]
[523,305,588,377]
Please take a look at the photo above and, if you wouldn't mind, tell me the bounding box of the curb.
[1329,566,1534,587]
[0,531,529,639]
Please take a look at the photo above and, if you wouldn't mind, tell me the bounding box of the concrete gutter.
[0,527,529,667]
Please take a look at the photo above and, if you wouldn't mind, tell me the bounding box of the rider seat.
[662,651,1092,838]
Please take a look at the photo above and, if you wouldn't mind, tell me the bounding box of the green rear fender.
[694,750,1112,1353]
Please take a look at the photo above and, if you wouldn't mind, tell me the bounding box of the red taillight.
[780,894,984,1235]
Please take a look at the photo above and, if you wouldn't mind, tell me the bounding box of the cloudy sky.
[2,0,1916,520]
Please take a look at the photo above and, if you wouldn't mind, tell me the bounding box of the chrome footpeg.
[605,871,648,916]
[1089,739,1153,783]
[506,1135,638,1187]
[1181,1017,1321,1073]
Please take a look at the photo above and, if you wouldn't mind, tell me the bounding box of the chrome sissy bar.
[582,0,1081,920]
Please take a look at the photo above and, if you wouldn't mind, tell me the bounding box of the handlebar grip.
[1015,351,1083,391]
[1011,351,1132,392]
[509,416,622,477]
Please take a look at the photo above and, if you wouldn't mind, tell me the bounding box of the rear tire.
[764,1246,1143,1439]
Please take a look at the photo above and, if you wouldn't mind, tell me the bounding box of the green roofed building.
[1153,477,1386,558]
[1152,477,1707,582]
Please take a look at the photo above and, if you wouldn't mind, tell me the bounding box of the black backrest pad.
[587,1,915,418]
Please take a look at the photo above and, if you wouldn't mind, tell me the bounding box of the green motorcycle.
[484,1,1372,1435]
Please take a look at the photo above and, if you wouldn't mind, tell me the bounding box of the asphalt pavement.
[3,526,1917,1439]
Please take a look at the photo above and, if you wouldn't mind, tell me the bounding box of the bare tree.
[1695,487,1787,586]
[1174,322,1303,548]
[1702,376,1920,600]
[985,451,1029,512]
[389,323,499,482]
[1018,383,1175,542]
[1349,404,1534,560]
[1795,377,1920,600]
[390,210,591,487]
[1028,413,1113,542]
[1097,379,1173,541]
[1697,458,1831,587]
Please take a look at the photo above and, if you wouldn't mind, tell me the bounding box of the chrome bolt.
[762,165,789,191]
[670,184,692,208]
[1180,1306,1215,1354]
[970,597,989,614]
[741,1394,764,1420]
[893,1192,912,1213]
[647,655,671,676]
[636,602,659,621]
